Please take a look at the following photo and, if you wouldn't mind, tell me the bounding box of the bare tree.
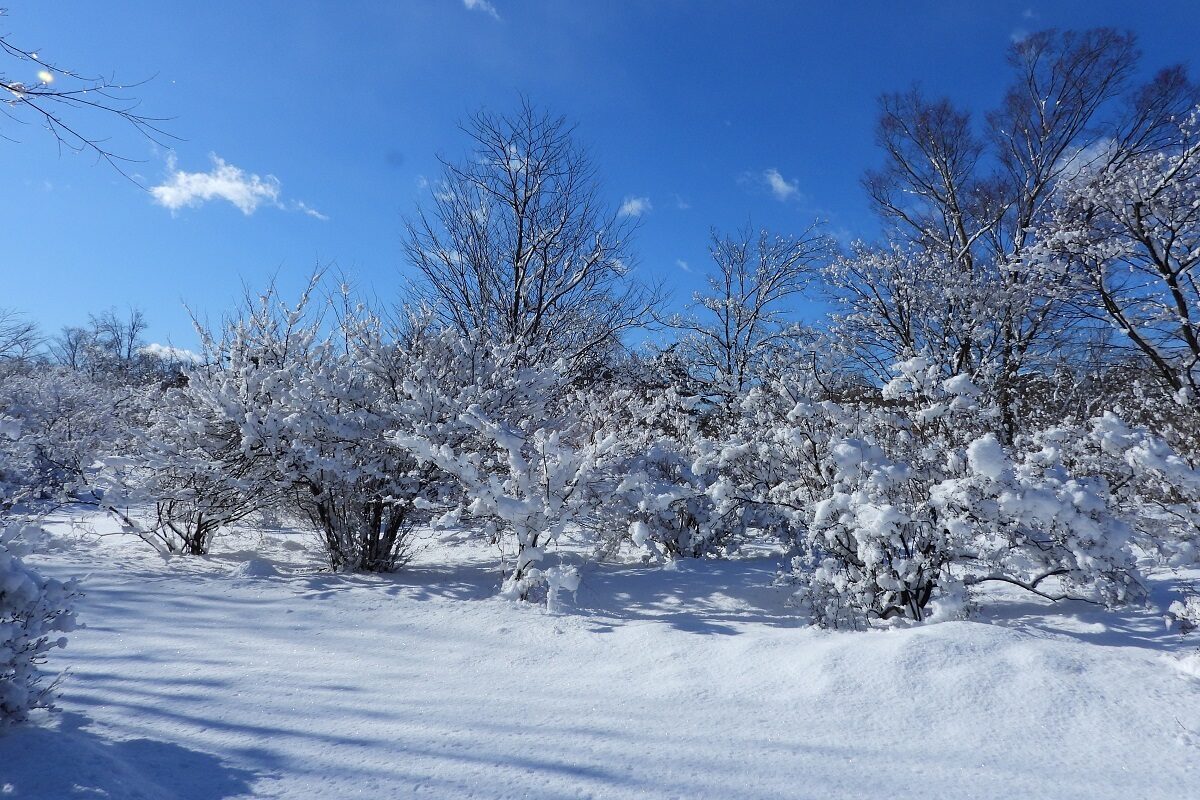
[47,325,88,371]
[1,9,172,176]
[0,308,39,363]
[404,98,659,369]
[88,307,148,364]
[669,223,830,402]
[46,308,151,380]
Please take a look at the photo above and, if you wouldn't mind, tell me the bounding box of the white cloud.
[463,0,500,20]
[675,259,691,273]
[151,154,323,219]
[152,154,281,215]
[673,194,691,210]
[141,343,201,363]
[1057,138,1116,184]
[619,196,652,217]
[762,168,799,202]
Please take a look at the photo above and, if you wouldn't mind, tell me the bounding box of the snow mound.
[229,557,278,578]
[1172,652,1200,681]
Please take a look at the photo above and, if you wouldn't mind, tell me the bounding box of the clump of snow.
[966,434,1009,480]
[941,373,979,397]
[544,564,580,613]
[629,520,650,549]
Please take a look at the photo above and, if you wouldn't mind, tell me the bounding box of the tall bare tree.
[403,99,659,369]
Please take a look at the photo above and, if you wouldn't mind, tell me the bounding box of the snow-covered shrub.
[390,333,636,599]
[0,523,79,727]
[586,387,740,560]
[287,359,438,574]
[91,293,308,557]
[763,357,1146,628]
[141,391,283,556]
[615,437,722,560]
[801,427,964,629]
[0,415,24,508]
[110,353,291,557]
[0,367,136,500]
[178,283,445,572]
[933,431,1142,607]
[1169,591,1200,634]
[1075,410,1200,567]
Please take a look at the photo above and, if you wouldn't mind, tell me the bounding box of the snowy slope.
[2,510,1199,799]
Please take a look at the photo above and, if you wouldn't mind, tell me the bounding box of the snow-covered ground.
[3,509,1200,799]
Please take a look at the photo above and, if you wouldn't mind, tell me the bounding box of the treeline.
[2,28,1199,643]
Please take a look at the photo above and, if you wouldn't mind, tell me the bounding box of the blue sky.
[2,0,1197,349]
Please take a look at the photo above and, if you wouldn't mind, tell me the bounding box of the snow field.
[2,513,1199,799]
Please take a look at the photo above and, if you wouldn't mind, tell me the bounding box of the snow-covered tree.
[823,243,1004,383]
[1024,107,1200,398]
[0,308,40,365]
[848,30,1196,440]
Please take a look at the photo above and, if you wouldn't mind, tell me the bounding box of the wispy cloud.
[618,196,652,217]
[762,168,799,202]
[151,154,325,219]
[673,194,691,210]
[675,259,691,273]
[294,201,329,221]
[463,0,500,20]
